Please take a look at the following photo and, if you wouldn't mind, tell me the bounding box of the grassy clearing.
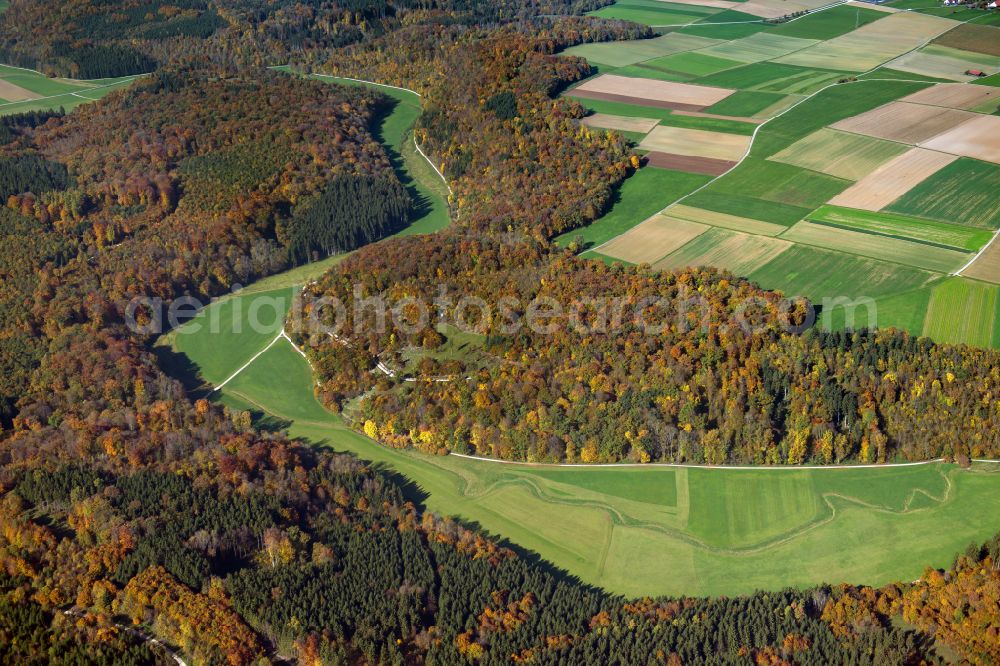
[159,287,295,386]
[749,244,937,300]
[769,128,908,181]
[922,277,999,347]
[555,168,712,249]
[767,5,886,40]
[779,221,971,273]
[703,89,787,116]
[887,158,1000,230]
[164,279,1000,598]
[808,205,994,252]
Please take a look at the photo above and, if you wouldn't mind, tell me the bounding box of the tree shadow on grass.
[153,345,211,399]
[370,97,435,231]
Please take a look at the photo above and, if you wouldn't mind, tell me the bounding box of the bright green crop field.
[158,277,1000,598]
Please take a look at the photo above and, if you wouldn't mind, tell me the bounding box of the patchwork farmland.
[0,63,139,115]
[559,0,1000,348]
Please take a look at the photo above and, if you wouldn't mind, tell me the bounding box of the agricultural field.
[808,205,993,251]
[922,277,999,347]
[769,128,908,180]
[653,226,791,274]
[587,0,721,25]
[164,281,1000,598]
[598,215,709,264]
[962,236,1000,285]
[932,22,1000,58]
[0,63,139,115]
[558,7,1000,347]
[778,220,971,273]
[886,157,1000,229]
[828,148,958,211]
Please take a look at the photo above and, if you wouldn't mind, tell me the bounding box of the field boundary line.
[213,331,283,391]
[0,74,142,109]
[954,228,1000,276]
[449,452,1000,469]
[588,7,988,258]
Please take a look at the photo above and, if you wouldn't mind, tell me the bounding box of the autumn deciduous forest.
[0,0,997,664]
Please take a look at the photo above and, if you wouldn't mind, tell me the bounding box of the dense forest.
[292,232,1000,465]
[0,70,408,428]
[4,426,998,664]
[0,0,997,663]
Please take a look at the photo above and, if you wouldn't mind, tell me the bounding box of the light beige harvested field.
[902,83,1000,111]
[886,47,1000,83]
[666,203,787,236]
[580,113,660,134]
[920,114,1000,165]
[770,128,909,181]
[0,79,38,102]
[639,125,752,161]
[658,0,740,8]
[828,148,957,211]
[573,74,734,109]
[601,215,709,265]
[739,0,832,19]
[961,236,1000,284]
[775,12,957,72]
[831,101,978,144]
[653,228,792,275]
[780,221,970,272]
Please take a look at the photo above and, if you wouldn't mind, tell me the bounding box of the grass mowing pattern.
[703,89,787,116]
[749,244,937,301]
[779,221,971,273]
[887,157,1000,230]
[749,79,930,157]
[696,157,851,211]
[569,96,677,120]
[767,5,886,40]
[657,113,757,135]
[922,277,999,347]
[555,167,712,249]
[163,287,295,386]
[821,284,934,336]
[769,128,909,181]
[0,72,140,116]
[162,283,1000,597]
[808,205,994,252]
[588,0,719,26]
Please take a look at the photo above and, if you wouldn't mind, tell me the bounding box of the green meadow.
[159,281,1000,598]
